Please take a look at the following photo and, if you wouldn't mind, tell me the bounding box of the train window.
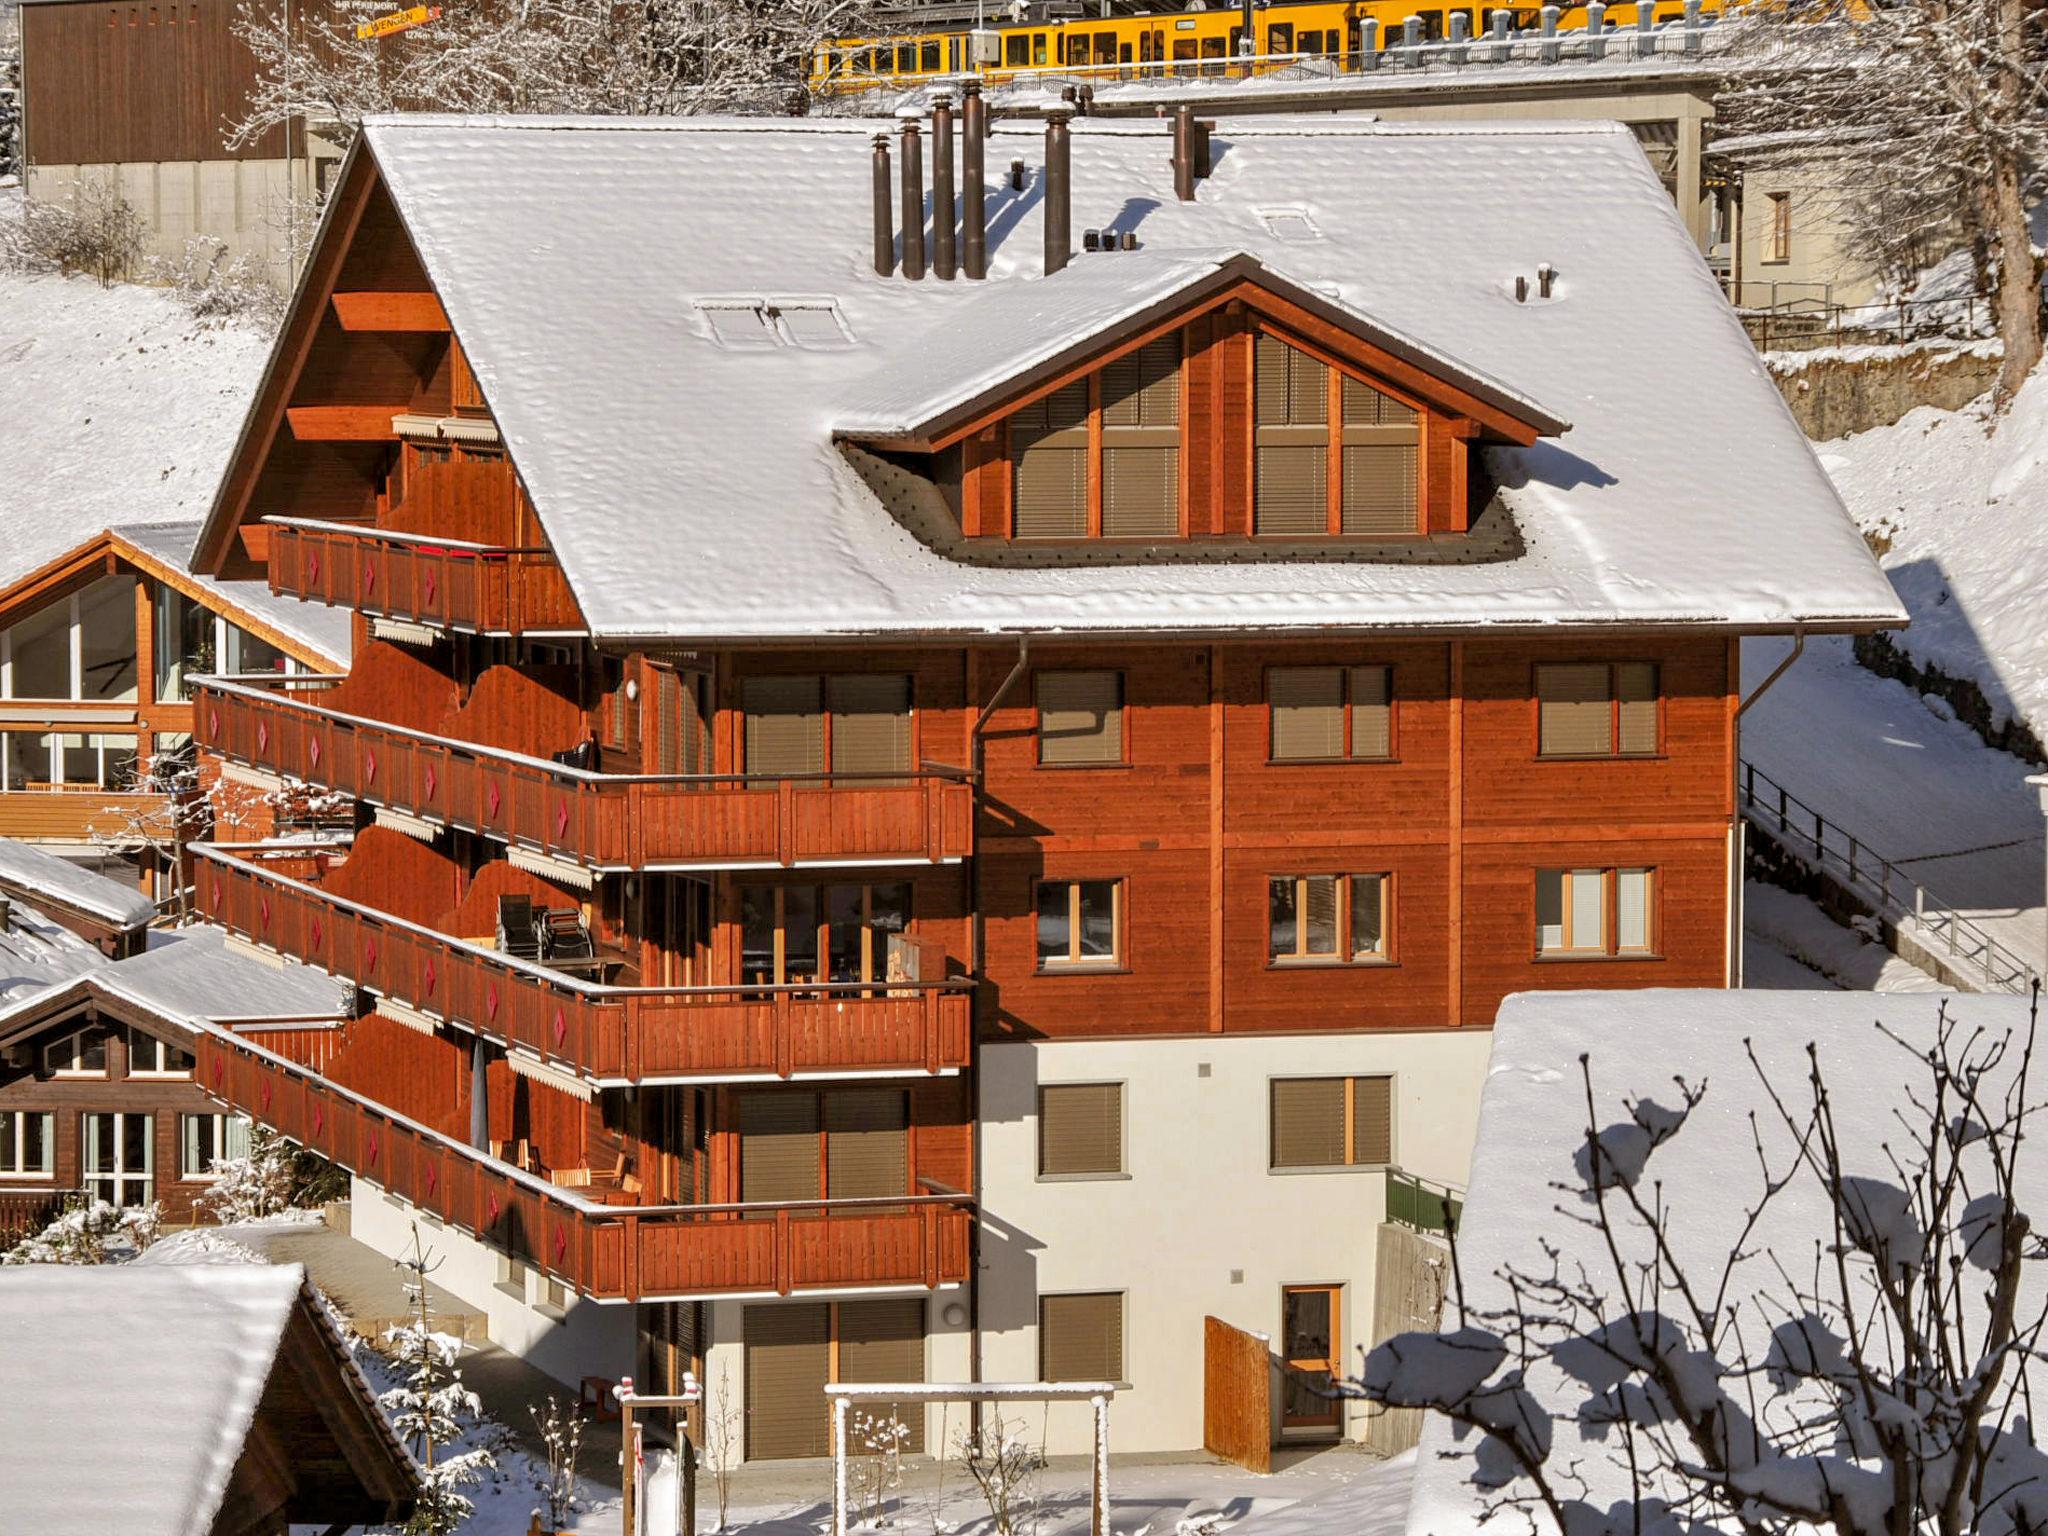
[896,43,914,72]
[1034,32,1048,64]
[1417,11,1446,40]
[1172,37,1197,72]
[1006,33,1029,65]
[1094,31,1117,63]
[920,39,941,71]
[1120,42,1133,62]
[1269,21,1295,53]
[949,37,961,69]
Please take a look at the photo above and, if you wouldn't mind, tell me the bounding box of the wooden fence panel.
[1364,1222,1452,1457]
[1204,1316,1272,1473]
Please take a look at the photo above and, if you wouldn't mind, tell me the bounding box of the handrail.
[1738,758,2038,993]
[265,515,553,558]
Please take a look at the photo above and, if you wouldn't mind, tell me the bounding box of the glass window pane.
[1268,877,1298,959]
[225,1115,250,1161]
[740,887,778,985]
[1302,876,1338,956]
[57,734,97,788]
[1076,882,1117,960]
[6,601,72,699]
[1617,869,1651,951]
[96,735,138,790]
[77,575,137,703]
[1036,882,1071,964]
[782,886,819,984]
[28,1113,49,1173]
[223,624,286,676]
[0,1112,14,1170]
[1536,870,1565,952]
[80,1028,107,1073]
[827,884,866,984]
[1570,869,1606,952]
[85,1114,113,1174]
[4,732,51,790]
[1351,875,1385,958]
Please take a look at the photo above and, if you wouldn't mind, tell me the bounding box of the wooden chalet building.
[176,107,1901,1457]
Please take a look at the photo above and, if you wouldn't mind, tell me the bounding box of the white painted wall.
[977,1029,1492,1456]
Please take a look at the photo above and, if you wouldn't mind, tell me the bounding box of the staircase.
[1740,759,2039,994]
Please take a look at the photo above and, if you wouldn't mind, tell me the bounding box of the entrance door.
[1280,1285,1342,1432]
[83,1113,154,1207]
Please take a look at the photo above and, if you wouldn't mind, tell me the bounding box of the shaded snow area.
[1741,881,1943,993]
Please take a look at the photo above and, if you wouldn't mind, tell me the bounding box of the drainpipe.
[1730,626,1806,986]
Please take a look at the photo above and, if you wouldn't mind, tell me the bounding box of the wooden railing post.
[774,1207,793,1295]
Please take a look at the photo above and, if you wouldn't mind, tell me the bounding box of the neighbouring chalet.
[0,1262,418,1534]
[173,107,1903,1459]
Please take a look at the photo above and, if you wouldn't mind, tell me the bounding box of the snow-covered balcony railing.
[193,674,977,872]
[196,1028,973,1303]
[0,1185,80,1245]
[190,843,975,1085]
[265,517,586,637]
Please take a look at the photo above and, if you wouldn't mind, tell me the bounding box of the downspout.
[1729,626,1805,986]
[964,634,1030,1414]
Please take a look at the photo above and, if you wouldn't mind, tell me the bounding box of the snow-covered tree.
[1718,1,2047,407]
[382,1225,497,1534]
[1352,993,2048,1536]
[526,1394,584,1533]
[1,1195,160,1264]
[196,1124,300,1225]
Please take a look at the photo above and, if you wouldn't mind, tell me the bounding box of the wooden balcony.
[196,1030,974,1303]
[0,790,169,844]
[0,1185,74,1244]
[267,518,586,637]
[192,844,975,1085]
[195,676,976,872]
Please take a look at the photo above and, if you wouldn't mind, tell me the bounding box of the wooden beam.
[331,290,449,332]
[286,405,402,442]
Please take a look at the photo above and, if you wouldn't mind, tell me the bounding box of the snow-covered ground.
[1742,881,1945,993]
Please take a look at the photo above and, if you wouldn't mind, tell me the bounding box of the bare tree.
[1718,2,2047,408]
[1352,993,2048,1536]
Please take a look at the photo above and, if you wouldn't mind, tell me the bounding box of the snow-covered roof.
[114,520,352,666]
[1406,988,2047,1534]
[328,113,1899,642]
[0,896,110,1005]
[0,835,157,931]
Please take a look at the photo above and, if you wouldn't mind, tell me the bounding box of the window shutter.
[837,1299,928,1453]
[1537,664,1613,756]
[1351,1075,1393,1164]
[1037,671,1123,764]
[1617,663,1658,755]
[1101,336,1180,427]
[739,1093,821,1203]
[1011,381,1089,538]
[1254,333,1293,427]
[1349,666,1392,759]
[1341,375,1417,426]
[1102,337,1181,537]
[1038,1083,1123,1176]
[827,674,912,779]
[743,676,825,776]
[824,1089,908,1199]
[654,667,680,775]
[744,1303,832,1460]
[1269,667,1344,760]
[1271,1078,1346,1168]
[1102,446,1179,536]
[1350,874,1385,958]
[1040,1292,1123,1383]
[1340,444,1419,535]
[1256,334,1331,534]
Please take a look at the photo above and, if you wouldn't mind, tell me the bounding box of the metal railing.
[1739,758,2037,993]
[1386,1167,1464,1235]
[1738,292,1991,352]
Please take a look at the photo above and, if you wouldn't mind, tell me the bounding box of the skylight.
[694,300,778,350]
[769,300,855,350]
[693,297,855,350]
[1257,208,1322,241]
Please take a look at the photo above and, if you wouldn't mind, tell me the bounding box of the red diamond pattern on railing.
[555,800,570,839]
[208,707,220,738]
[260,1080,273,1113]
[486,781,500,819]
[425,1163,437,1194]
[486,1191,501,1225]
[423,959,437,997]
[486,982,499,1021]
[309,737,321,769]
[259,895,271,931]
[307,551,320,583]
[424,570,437,604]
[310,918,323,951]
[313,1103,324,1134]
[365,747,377,783]
[553,1227,568,1263]
[366,1131,380,1166]
[212,1057,225,1087]
[256,720,268,753]
[424,765,437,798]
[365,565,377,595]
[551,1007,566,1047]
[364,937,378,971]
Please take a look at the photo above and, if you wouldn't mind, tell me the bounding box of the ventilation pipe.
[898,110,926,281]
[1171,105,1196,201]
[1359,16,1380,67]
[1537,262,1556,298]
[1193,119,1214,179]
[962,79,988,280]
[1044,109,1072,275]
[932,91,957,281]
[871,133,894,277]
[1585,1,1607,59]
[1448,9,1470,62]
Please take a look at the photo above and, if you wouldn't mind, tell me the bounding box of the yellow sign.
[355,4,441,40]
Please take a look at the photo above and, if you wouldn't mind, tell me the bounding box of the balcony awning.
[370,617,438,647]
[374,995,440,1038]
[506,1047,594,1103]
[220,761,286,793]
[373,806,441,844]
[507,845,594,892]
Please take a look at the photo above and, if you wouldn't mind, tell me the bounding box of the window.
[737,1089,909,1202]
[1039,1292,1124,1383]
[180,1113,249,1179]
[1536,867,1655,957]
[1536,662,1659,757]
[129,1027,195,1077]
[83,1112,154,1207]
[1010,381,1089,538]
[44,1025,110,1077]
[1765,191,1791,264]
[1254,333,1420,537]
[1036,879,1122,970]
[153,585,211,702]
[1036,671,1123,765]
[740,881,911,987]
[1268,665,1392,761]
[1038,1083,1124,1177]
[1268,874,1390,963]
[741,674,912,779]
[221,622,286,677]
[1008,338,1183,540]
[1270,1076,1393,1169]
[0,1111,53,1177]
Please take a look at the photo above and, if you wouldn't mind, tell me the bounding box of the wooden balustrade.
[195,1030,974,1302]
[193,845,974,1083]
[0,1185,74,1244]
[196,678,976,872]
[269,520,585,636]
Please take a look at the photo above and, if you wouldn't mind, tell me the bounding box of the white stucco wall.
[977,1028,1492,1456]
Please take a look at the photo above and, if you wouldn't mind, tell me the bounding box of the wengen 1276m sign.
[355,4,443,39]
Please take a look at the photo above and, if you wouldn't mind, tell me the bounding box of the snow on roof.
[1406,988,2046,1534]
[0,896,109,1004]
[0,1262,306,1534]
[0,835,158,930]
[114,520,352,665]
[96,924,355,1024]
[346,113,1900,642]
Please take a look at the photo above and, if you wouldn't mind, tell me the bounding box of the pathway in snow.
[1739,635,2045,976]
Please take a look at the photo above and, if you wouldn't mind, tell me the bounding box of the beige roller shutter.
[1256,333,1327,426]
[1537,664,1613,757]
[1037,671,1122,764]
[1102,337,1181,428]
[1270,1077,1346,1168]
[1340,444,1419,535]
[743,676,825,776]
[827,674,912,780]
[1255,445,1328,536]
[1269,667,1344,760]
[1038,1082,1123,1176]
[1341,374,1417,425]
[825,1089,908,1199]
[838,1299,928,1453]
[1256,334,1331,536]
[1351,1075,1393,1164]
[1011,381,1089,539]
[1349,666,1392,759]
[1102,338,1180,538]
[1040,1292,1124,1383]
[1617,663,1659,755]
[1102,446,1179,536]
[745,1303,831,1460]
[740,1093,821,1203]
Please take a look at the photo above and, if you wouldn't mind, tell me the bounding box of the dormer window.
[1253,332,1419,537]
[1010,336,1183,539]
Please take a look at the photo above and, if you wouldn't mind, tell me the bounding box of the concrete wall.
[977,1029,1492,1456]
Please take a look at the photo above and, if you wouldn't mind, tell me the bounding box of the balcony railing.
[196,1029,974,1302]
[195,675,976,872]
[192,844,975,1085]
[0,1185,76,1244]
[267,517,586,636]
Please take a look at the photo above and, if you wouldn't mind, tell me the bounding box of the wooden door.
[1279,1285,1341,1432]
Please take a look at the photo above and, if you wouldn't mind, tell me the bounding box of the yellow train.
[809,0,1725,93]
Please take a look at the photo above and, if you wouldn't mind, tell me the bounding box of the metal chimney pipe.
[1171,105,1195,201]
[1448,8,1470,62]
[962,79,987,280]
[932,92,957,280]
[871,133,894,277]
[1193,119,1214,177]
[1360,16,1380,68]
[1044,109,1072,276]
[898,111,926,281]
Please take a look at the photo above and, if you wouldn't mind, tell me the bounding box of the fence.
[1738,758,2037,993]
[1738,293,1990,352]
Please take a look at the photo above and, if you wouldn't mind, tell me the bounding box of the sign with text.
[355,5,442,40]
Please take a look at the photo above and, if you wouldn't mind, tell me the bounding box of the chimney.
[872,133,894,277]
[962,80,988,280]
[1044,109,1072,276]
[1010,158,1026,192]
[898,110,926,282]
[1448,8,1470,62]
[932,92,957,281]
[1537,262,1556,299]
[1172,105,1196,201]
[1193,119,1214,178]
